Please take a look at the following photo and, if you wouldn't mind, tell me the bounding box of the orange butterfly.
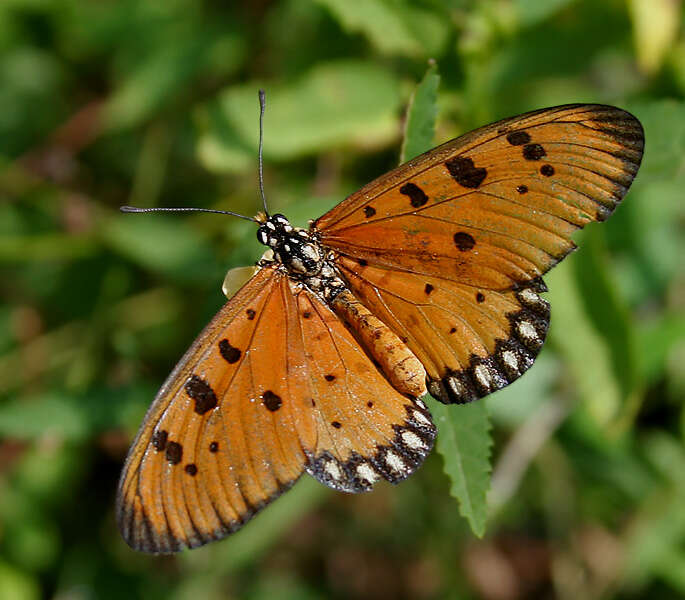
[117,97,643,553]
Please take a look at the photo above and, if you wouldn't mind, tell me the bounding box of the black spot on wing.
[506,131,531,146]
[540,164,555,177]
[523,143,546,160]
[218,339,241,364]
[444,156,487,188]
[364,206,376,218]
[151,430,168,452]
[166,441,183,465]
[185,375,218,415]
[262,390,282,412]
[454,231,476,251]
[399,182,429,207]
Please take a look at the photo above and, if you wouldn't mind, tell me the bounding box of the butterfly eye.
[257,222,279,248]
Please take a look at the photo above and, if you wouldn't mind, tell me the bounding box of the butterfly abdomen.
[331,289,427,398]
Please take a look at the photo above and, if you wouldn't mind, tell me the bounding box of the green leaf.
[313,0,449,57]
[425,396,492,537]
[400,62,440,163]
[196,61,401,172]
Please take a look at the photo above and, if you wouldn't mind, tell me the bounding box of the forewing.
[116,266,315,553]
[315,104,644,290]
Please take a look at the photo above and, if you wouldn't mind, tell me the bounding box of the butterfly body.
[118,104,643,553]
[255,212,347,300]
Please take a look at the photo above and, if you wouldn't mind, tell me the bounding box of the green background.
[1,0,684,598]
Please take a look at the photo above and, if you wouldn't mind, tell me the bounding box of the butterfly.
[117,99,644,553]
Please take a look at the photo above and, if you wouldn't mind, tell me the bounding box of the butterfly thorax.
[256,213,345,300]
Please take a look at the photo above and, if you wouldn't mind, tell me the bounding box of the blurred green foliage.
[0,1,684,599]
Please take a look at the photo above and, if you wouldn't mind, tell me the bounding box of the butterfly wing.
[316,104,643,288]
[117,265,435,553]
[292,279,435,493]
[336,258,550,403]
[314,104,643,403]
[116,266,308,553]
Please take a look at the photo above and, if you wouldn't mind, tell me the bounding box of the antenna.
[258,89,269,215]
[120,90,271,222]
[119,206,256,222]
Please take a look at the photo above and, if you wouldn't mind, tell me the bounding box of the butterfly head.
[256,213,323,276]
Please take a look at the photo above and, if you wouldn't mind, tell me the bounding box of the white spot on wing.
[446,375,465,397]
[356,462,379,483]
[324,459,343,481]
[473,364,493,390]
[517,320,539,342]
[401,430,427,451]
[412,410,432,427]
[384,451,406,473]
[519,288,539,304]
[502,350,519,372]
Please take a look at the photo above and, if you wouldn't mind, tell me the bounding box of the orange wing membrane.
[315,105,644,403]
[117,265,435,553]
